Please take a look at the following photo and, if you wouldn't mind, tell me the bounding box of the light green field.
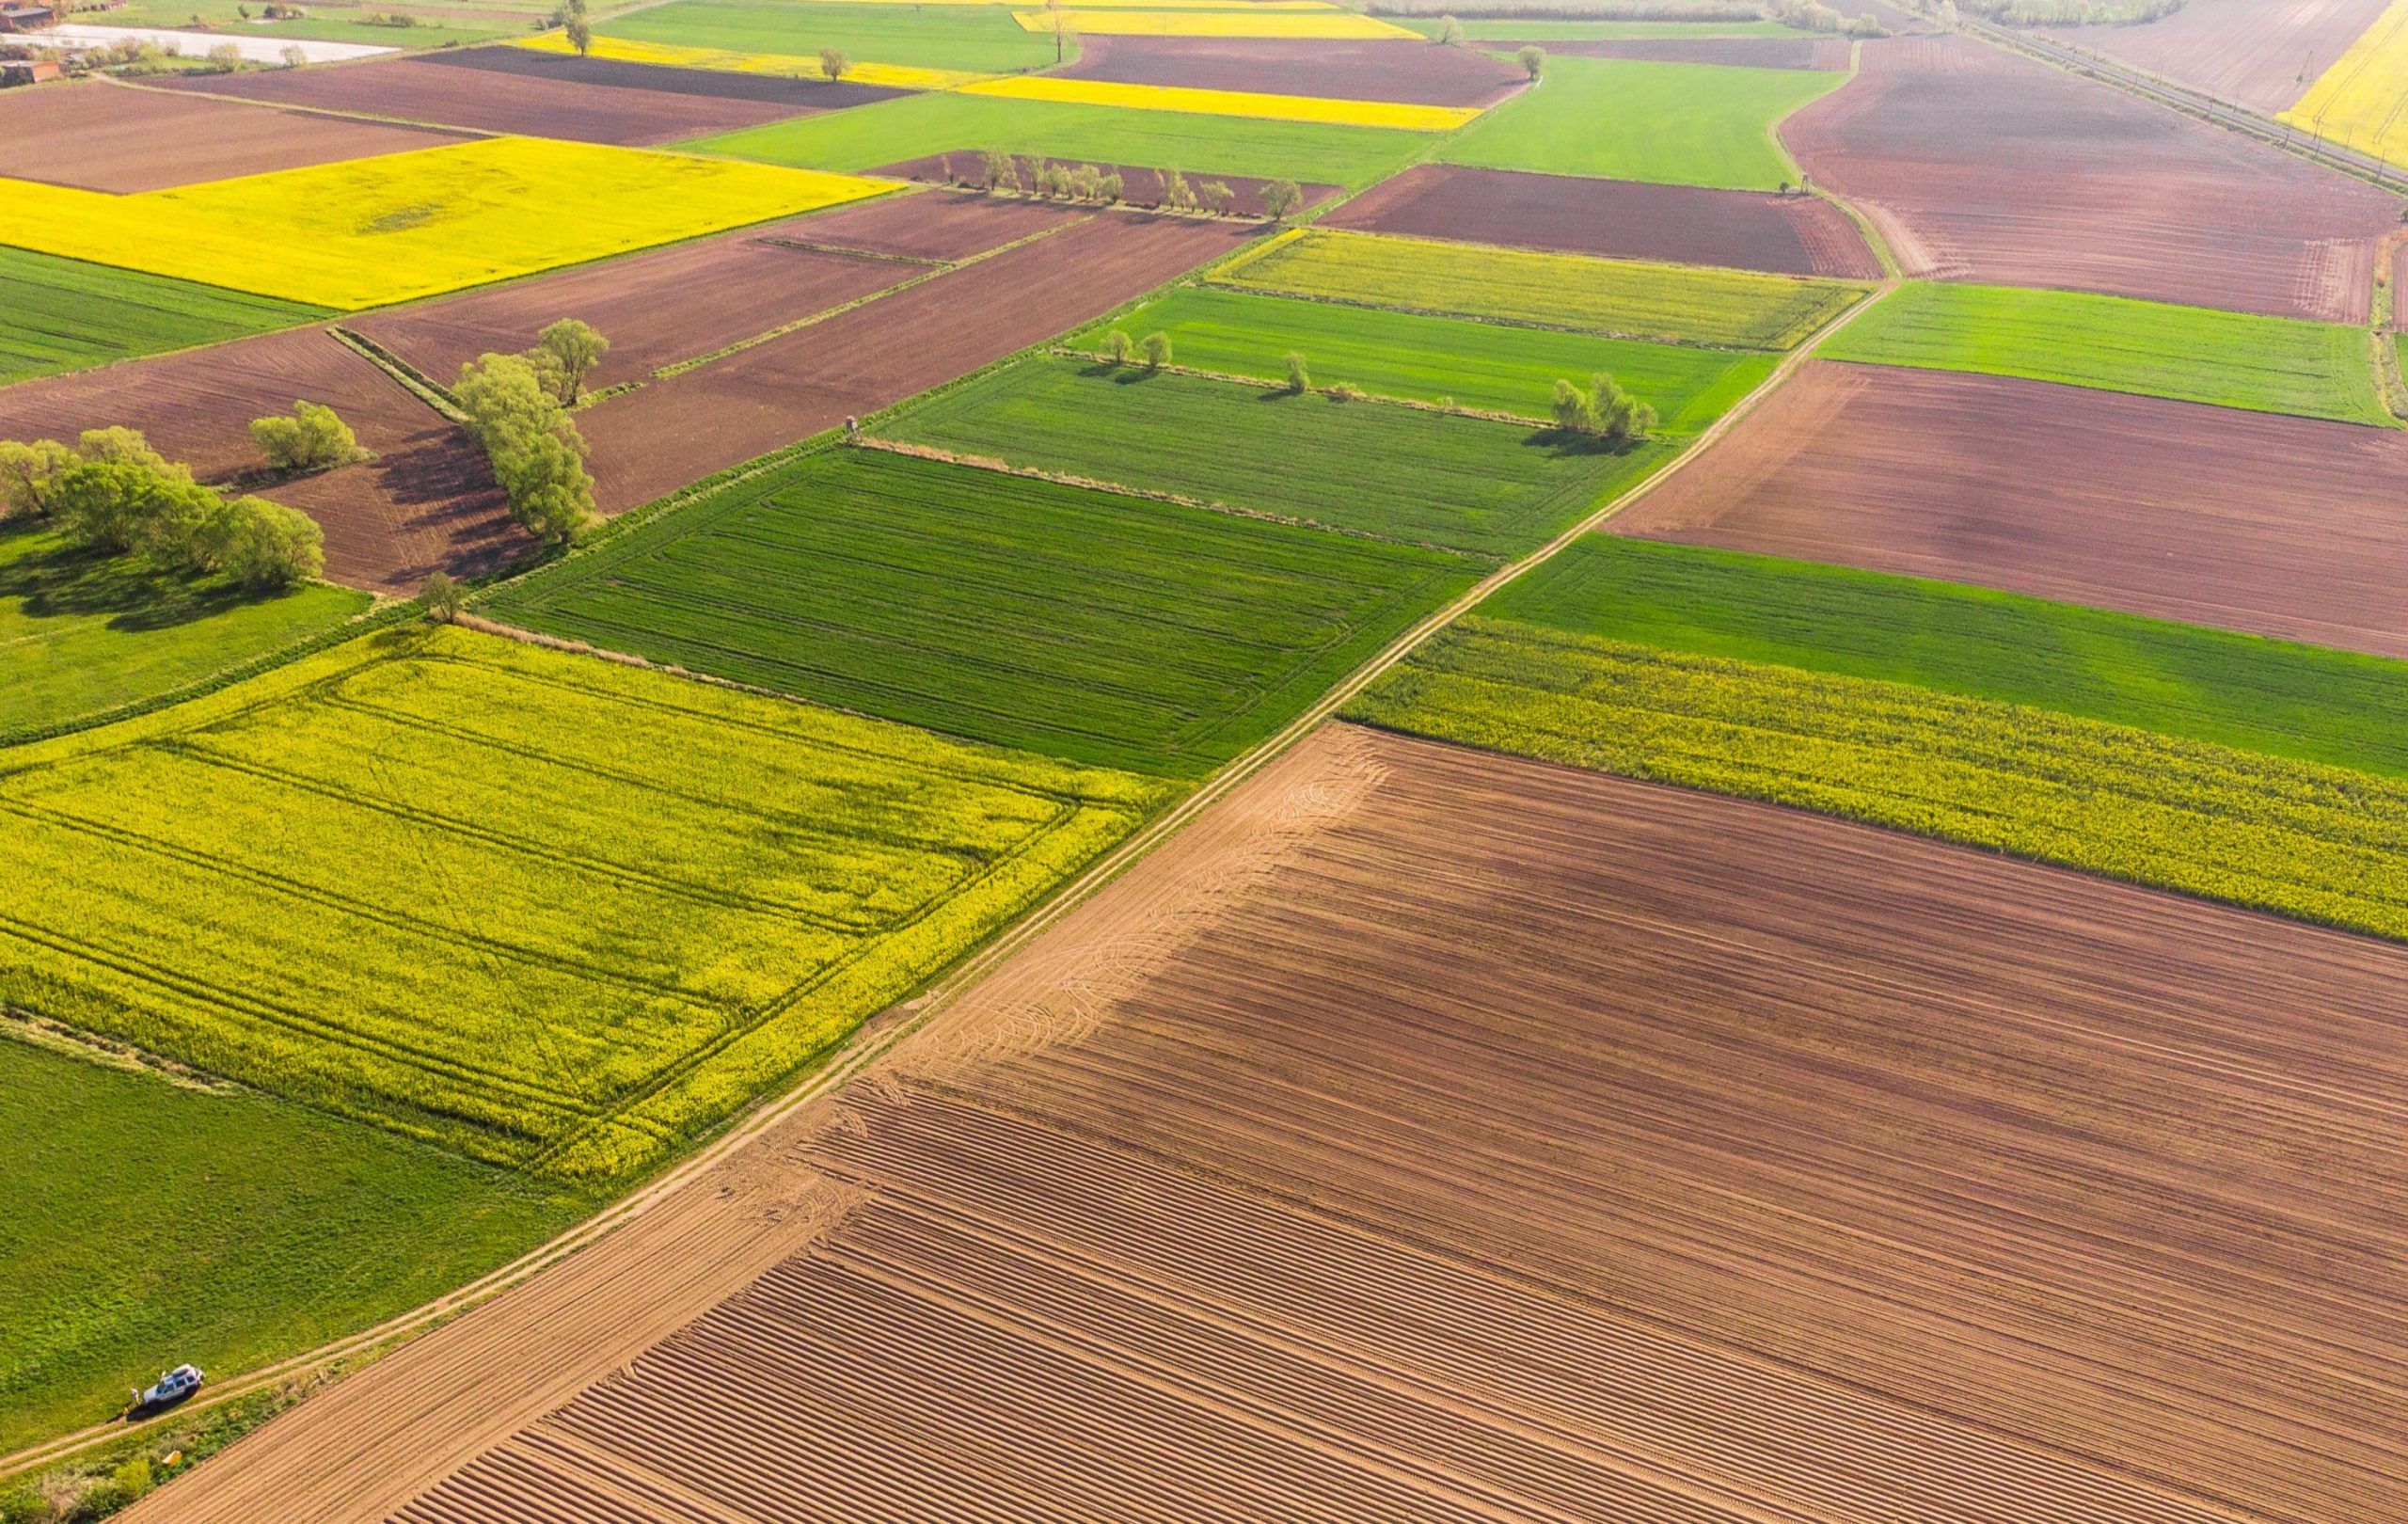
[0,626,1166,1183]
[1067,286,1774,429]
[0,248,329,388]
[1349,616,2408,944]
[878,356,1671,557]
[608,0,1063,72]
[1214,229,1866,348]
[84,0,514,46]
[1436,55,1842,188]
[0,527,371,745]
[0,1035,579,1453]
[1822,282,2390,426]
[1438,18,1815,37]
[682,87,1428,188]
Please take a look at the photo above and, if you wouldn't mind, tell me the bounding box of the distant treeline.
[1949,0,2183,24]
[1369,0,1766,21]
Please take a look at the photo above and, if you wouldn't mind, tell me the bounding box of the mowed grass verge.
[1064,286,1775,429]
[0,137,893,310]
[1212,229,1866,348]
[1436,55,1840,189]
[1348,616,2408,944]
[0,1035,580,1452]
[875,356,1670,557]
[681,88,1427,189]
[0,525,372,744]
[487,449,1480,776]
[0,248,331,387]
[1822,282,2390,426]
[0,626,1168,1183]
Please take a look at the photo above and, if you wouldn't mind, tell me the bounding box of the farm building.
[0,56,57,84]
[0,6,55,31]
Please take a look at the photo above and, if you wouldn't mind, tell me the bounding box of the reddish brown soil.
[408,41,904,110]
[772,186,1091,261]
[575,208,1260,511]
[1323,162,1879,278]
[160,53,812,147]
[1487,35,1850,67]
[0,78,463,193]
[135,723,2408,1522]
[875,152,1341,219]
[1784,35,2401,320]
[0,326,524,591]
[1054,34,1526,105]
[2049,0,2387,113]
[1615,359,2408,657]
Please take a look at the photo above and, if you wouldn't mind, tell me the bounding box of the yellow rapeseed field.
[959,73,1483,130]
[515,31,987,89]
[2283,0,2408,164]
[1011,8,1421,37]
[0,136,893,310]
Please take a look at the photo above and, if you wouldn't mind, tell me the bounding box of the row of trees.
[1099,330,1173,369]
[1767,0,1891,36]
[452,320,610,546]
[0,428,325,590]
[962,151,1302,219]
[1551,373,1657,443]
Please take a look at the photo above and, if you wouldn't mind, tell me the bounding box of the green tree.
[455,352,595,544]
[1434,13,1464,44]
[0,438,76,519]
[1517,44,1545,80]
[204,496,325,589]
[1139,331,1172,370]
[565,15,592,53]
[1551,377,1597,436]
[1160,167,1194,213]
[49,461,182,554]
[980,147,1021,192]
[129,474,224,575]
[420,569,465,622]
[1101,329,1133,365]
[531,317,610,405]
[1196,180,1235,215]
[250,400,364,473]
[1260,179,1303,221]
[1284,351,1309,393]
[76,426,179,478]
[819,45,849,79]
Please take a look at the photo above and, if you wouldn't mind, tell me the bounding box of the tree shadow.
[1527,426,1650,460]
[0,522,263,634]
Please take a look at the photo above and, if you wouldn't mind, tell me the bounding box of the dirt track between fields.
[0,79,463,192]
[131,724,2408,1523]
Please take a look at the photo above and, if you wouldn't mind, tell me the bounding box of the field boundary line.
[327,325,469,423]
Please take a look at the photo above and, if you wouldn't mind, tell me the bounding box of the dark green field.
[0,249,329,387]
[876,357,1672,557]
[487,449,1481,775]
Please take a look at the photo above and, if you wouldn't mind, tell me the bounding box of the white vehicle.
[129,1363,203,1418]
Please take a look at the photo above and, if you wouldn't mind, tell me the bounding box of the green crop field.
[0,248,329,387]
[487,449,1481,776]
[876,357,1671,557]
[1437,18,1815,37]
[1821,282,2390,425]
[1,526,371,744]
[609,0,1063,73]
[0,1035,578,1452]
[1213,230,1865,348]
[0,626,1166,1183]
[1436,56,1841,189]
[682,88,1428,188]
[1497,536,2408,780]
[1349,617,2408,944]
[1065,287,1774,430]
[80,0,514,45]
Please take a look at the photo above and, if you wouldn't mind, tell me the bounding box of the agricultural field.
[954,74,1483,131]
[1822,281,2390,424]
[229,725,2408,1524]
[60,0,546,47]
[1063,285,1775,428]
[0,525,371,743]
[1013,8,1420,38]
[0,81,463,195]
[602,0,1065,72]
[1508,34,1851,66]
[2054,0,2386,113]
[875,355,1669,556]
[514,31,989,90]
[1324,163,1880,278]
[1615,361,2408,659]
[0,248,328,387]
[1436,56,1842,188]
[0,626,1166,1182]
[1438,17,1819,37]
[1213,228,1867,347]
[0,1035,582,1452]
[0,137,894,310]
[2281,0,2408,161]
[485,448,1481,774]
[1054,35,1525,106]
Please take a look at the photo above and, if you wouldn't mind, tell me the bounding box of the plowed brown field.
[0,326,523,590]
[1614,359,2408,656]
[573,208,1257,510]
[0,79,463,193]
[1485,35,1849,68]
[1053,34,1526,105]
[1784,35,2400,319]
[1323,163,1879,277]
[129,725,2408,1523]
[2050,0,2386,112]
[161,52,814,146]
[768,187,1090,261]
[875,154,1340,218]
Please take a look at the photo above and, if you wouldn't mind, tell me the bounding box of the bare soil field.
[1486,35,1850,68]
[1323,163,1879,278]
[163,53,816,147]
[772,187,1091,261]
[134,724,2408,1523]
[876,154,1340,218]
[575,209,1259,511]
[0,326,524,590]
[1054,35,1526,105]
[1615,359,2408,657]
[0,79,463,193]
[410,42,906,109]
[1784,35,2400,320]
[2050,0,2387,113]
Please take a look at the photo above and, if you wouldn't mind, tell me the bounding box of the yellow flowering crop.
[0,136,894,310]
[515,31,987,90]
[1011,8,1422,37]
[2283,1,2408,165]
[959,73,1482,130]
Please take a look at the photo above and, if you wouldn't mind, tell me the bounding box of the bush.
[0,438,76,520]
[250,400,364,473]
[454,352,595,544]
[1139,332,1172,370]
[1101,329,1133,364]
[1551,372,1656,443]
[110,1456,153,1503]
[1284,351,1309,393]
[205,40,243,71]
[206,497,325,589]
